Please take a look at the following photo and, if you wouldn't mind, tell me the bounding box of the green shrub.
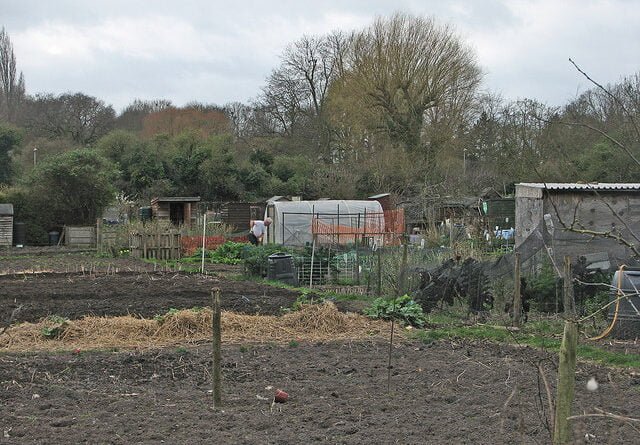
[243,244,294,277]
[209,241,247,265]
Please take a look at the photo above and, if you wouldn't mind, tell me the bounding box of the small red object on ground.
[274,389,288,403]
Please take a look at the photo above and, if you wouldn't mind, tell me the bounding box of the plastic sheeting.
[265,200,384,246]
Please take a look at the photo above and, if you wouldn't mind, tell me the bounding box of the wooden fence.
[129,232,182,260]
[65,226,96,247]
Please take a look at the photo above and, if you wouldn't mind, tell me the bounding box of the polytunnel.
[264,200,385,246]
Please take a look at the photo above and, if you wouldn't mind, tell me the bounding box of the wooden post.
[553,257,577,444]
[513,252,522,326]
[355,213,361,285]
[201,213,207,274]
[96,218,102,253]
[212,289,222,409]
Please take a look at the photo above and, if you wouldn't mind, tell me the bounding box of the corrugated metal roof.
[517,183,640,191]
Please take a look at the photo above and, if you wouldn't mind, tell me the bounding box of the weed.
[288,340,299,348]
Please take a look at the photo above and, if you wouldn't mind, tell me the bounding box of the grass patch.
[411,323,640,368]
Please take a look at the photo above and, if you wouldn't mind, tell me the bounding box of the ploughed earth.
[1,249,640,444]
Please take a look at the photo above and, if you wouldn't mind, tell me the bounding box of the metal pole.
[33,147,37,166]
[310,235,316,288]
[212,289,222,409]
[201,212,207,274]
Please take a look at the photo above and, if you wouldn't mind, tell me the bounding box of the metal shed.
[0,204,14,246]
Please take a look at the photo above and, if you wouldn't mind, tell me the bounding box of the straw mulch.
[0,302,390,352]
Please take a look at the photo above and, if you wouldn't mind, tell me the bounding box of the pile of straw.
[0,302,389,352]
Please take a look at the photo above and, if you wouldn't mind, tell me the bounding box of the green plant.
[363,294,426,328]
[288,339,299,348]
[527,260,560,313]
[153,308,180,324]
[290,291,326,311]
[208,241,247,265]
[243,244,294,277]
[41,315,69,339]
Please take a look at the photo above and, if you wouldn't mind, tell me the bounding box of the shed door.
[170,203,185,226]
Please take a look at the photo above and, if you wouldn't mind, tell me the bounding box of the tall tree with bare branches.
[0,27,25,122]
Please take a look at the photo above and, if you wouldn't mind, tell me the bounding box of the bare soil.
[2,249,640,443]
[3,340,640,444]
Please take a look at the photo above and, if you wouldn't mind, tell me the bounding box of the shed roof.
[266,195,290,203]
[0,203,14,216]
[517,183,640,191]
[368,193,390,199]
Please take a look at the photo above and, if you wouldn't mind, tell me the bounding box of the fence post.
[553,257,577,444]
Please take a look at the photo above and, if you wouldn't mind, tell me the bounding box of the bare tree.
[24,92,115,145]
[0,27,25,122]
[255,32,346,156]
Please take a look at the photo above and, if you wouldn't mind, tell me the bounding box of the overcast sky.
[2,0,639,113]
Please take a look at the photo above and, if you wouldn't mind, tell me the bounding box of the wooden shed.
[0,204,13,246]
[211,202,265,233]
[515,183,640,269]
[151,197,200,228]
[368,193,393,211]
